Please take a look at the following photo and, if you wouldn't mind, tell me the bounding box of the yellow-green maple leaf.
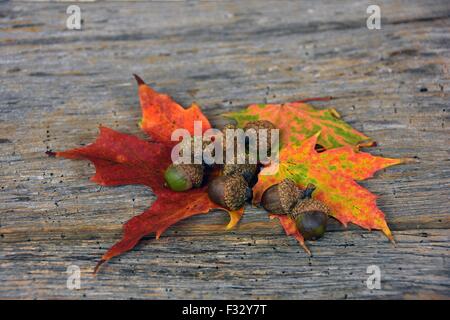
[254,132,404,242]
[225,101,374,149]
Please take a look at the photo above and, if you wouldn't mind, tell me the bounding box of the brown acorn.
[261,179,302,214]
[243,120,277,156]
[178,137,211,164]
[221,123,238,156]
[207,174,249,211]
[222,151,258,184]
[223,162,258,184]
[164,163,204,192]
[222,123,238,131]
[290,189,330,240]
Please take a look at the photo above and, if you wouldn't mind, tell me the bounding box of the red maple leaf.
[48,76,243,272]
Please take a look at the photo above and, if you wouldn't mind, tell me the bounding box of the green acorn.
[164,163,204,192]
[290,188,330,240]
[207,174,249,211]
[261,179,302,214]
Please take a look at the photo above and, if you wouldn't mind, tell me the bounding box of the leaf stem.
[303,183,316,199]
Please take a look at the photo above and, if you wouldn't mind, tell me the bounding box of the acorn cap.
[221,123,238,155]
[178,137,212,163]
[223,153,258,184]
[223,162,257,176]
[164,164,204,192]
[244,120,276,131]
[290,195,330,240]
[261,178,301,214]
[243,120,277,161]
[208,174,248,211]
[290,198,330,220]
[278,179,302,212]
[222,123,237,130]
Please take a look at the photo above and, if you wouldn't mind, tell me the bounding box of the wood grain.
[0,0,449,299]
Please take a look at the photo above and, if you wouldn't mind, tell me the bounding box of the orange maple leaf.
[135,75,211,143]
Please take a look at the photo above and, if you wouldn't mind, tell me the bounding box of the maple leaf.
[48,74,407,269]
[253,132,404,248]
[48,77,243,272]
[224,101,374,150]
[135,75,211,143]
[49,127,243,272]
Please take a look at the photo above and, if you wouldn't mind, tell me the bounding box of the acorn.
[290,189,330,240]
[223,162,258,184]
[207,174,249,211]
[178,137,211,164]
[261,179,302,214]
[222,123,238,131]
[223,151,258,184]
[243,120,277,156]
[164,163,204,192]
[221,123,238,156]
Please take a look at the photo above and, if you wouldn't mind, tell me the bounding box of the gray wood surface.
[0,0,449,299]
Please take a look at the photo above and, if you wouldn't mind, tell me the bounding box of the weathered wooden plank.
[0,0,449,299]
[0,229,448,299]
